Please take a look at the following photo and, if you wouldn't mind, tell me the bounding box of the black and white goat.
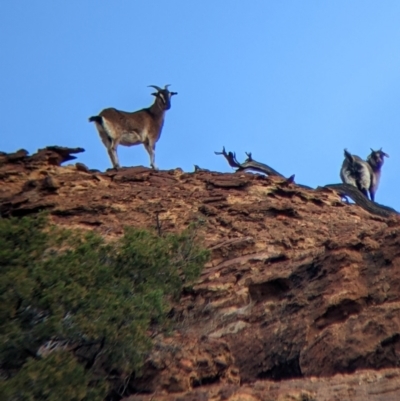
[340,148,389,201]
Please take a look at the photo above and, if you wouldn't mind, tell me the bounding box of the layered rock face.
[1,147,400,401]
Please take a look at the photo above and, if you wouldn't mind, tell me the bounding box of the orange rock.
[2,146,400,401]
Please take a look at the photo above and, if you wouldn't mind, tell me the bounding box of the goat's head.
[148,84,178,110]
[367,148,389,169]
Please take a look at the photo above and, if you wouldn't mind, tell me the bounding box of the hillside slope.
[1,146,400,401]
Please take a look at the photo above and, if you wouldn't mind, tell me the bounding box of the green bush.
[1,351,105,401]
[0,215,209,401]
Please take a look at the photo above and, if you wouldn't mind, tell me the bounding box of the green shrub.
[1,351,105,401]
[0,215,209,400]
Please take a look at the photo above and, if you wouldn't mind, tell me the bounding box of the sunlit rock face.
[1,146,400,401]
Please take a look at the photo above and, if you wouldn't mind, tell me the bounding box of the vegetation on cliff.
[0,214,209,400]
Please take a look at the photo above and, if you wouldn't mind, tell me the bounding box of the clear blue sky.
[1,2,400,209]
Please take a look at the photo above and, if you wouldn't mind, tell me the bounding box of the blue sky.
[1,2,400,209]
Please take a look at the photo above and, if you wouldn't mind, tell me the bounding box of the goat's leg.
[98,128,120,169]
[360,188,369,200]
[107,145,120,169]
[369,190,375,202]
[356,181,370,200]
[144,142,158,170]
[341,195,351,204]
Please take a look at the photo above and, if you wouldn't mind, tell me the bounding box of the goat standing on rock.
[340,148,389,201]
[89,84,177,170]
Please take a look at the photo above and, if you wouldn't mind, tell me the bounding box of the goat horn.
[164,84,171,90]
[148,85,163,91]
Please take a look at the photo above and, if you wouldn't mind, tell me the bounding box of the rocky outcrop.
[1,146,400,400]
[126,369,400,401]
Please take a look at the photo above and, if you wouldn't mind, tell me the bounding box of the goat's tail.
[88,115,102,124]
[343,148,354,163]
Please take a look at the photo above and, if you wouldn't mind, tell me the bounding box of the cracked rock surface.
[1,146,400,400]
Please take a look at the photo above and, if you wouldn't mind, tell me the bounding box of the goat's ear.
[151,92,158,97]
[170,92,178,96]
[379,148,389,157]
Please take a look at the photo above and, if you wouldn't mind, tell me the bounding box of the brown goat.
[89,84,177,169]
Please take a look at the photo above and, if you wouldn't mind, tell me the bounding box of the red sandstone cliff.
[1,146,400,401]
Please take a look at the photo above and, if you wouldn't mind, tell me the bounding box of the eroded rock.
[1,146,400,400]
